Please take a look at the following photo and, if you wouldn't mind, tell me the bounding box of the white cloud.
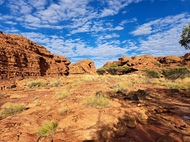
[0,0,143,37]
[132,13,190,56]
[28,0,47,10]
[131,13,188,36]
[131,23,152,35]
[100,8,115,17]
[70,21,92,34]
[25,14,41,24]
[119,18,137,26]
[103,33,120,39]
[100,0,142,18]
[4,21,17,25]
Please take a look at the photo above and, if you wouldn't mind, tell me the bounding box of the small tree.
[179,24,190,49]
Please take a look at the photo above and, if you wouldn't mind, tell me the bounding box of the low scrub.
[162,66,190,80]
[38,120,57,136]
[143,68,163,78]
[143,67,190,80]
[58,105,67,115]
[56,90,70,100]
[97,65,135,75]
[0,103,26,117]
[83,91,110,108]
[27,80,48,88]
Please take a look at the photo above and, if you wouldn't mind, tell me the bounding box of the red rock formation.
[69,59,97,74]
[156,56,183,67]
[103,61,113,67]
[101,53,190,75]
[0,32,70,80]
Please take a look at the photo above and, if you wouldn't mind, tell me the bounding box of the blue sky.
[0,0,190,68]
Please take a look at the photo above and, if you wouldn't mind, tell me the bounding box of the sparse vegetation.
[0,103,26,117]
[49,79,62,87]
[111,81,129,93]
[162,66,190,80]
[56,90,70,100]
[80,74,99,82]
[97,65,131,75]
[27,80,48,88]
[58,105,67,115]
[153,61,162,67]
[143,67,190,80]
[143,68,163,78]
[83,91,110,108]
[38,120,58,136]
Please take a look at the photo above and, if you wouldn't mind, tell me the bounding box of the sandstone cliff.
[0,32,70,80]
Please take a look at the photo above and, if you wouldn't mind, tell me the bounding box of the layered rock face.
[69,59,97,74]
[0,32,70,80]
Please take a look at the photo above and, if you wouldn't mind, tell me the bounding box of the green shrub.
[162,67,190,80]
[83,92,110,108]
[27,80,48,88]
[153,61,162,67]
[56,90,70,100]
[0,103,26,117]
[97,65,131,75]
[143,68,163,78]
[38,120,57,136]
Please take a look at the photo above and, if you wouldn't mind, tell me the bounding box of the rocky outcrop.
[69,59,97,74]
[156,56,183,67]
[102,53,190,71]
[0,32,70,80]
[183,53,190,66]
[184,53,190,60]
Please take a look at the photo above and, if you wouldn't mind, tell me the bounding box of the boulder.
[103,61,113,67]
[0,32,70,80]
[184,53,190,60]
[103,56,132,67]
[183,53,190,67]
[118,56,131,63]
[69,59,97,74]
[157,56,182,64]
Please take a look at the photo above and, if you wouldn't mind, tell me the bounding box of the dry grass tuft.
[38,120,57,136]
[56,90,70,100]
[0,103,26,117]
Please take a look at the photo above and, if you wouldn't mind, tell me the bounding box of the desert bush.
[162,66,190,80]
[83,92,110,108]
[143,68,163,78]
[27,80,48,88]
[111,82,129,93]
[38,120,57,136]
[0,103,26,117]
[58,105,67,115]
[56,90,70,100]
[97,65,132,75]
[153,61,162,67]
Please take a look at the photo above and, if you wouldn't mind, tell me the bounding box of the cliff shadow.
[39,57,49,76]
